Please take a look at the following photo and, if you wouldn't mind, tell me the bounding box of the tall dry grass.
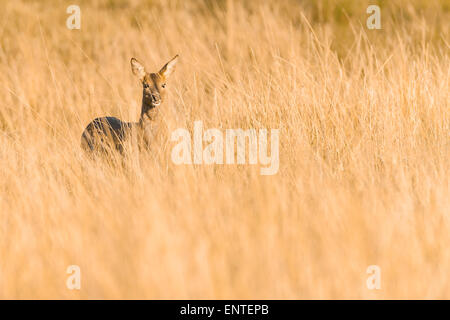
[0,0,449,299]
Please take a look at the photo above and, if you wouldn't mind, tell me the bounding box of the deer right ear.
[131,58,146,81]
[159,55,179,80]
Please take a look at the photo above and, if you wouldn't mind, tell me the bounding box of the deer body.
[81,55,178,154]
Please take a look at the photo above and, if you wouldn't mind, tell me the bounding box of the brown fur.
[81,55,179,154]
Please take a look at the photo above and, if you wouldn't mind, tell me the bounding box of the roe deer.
[81,55,179,154]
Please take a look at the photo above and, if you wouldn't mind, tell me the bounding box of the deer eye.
[161,83,166,88]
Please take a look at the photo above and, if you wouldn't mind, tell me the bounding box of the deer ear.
[131,58,146,81]
[159,55,179,79]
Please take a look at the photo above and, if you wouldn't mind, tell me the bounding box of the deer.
[81,55,179,155]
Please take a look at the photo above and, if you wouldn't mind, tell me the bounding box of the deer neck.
[138,100,158,130]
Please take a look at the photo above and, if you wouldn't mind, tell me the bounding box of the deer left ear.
[159,55,179,79]
[131,58,146,81]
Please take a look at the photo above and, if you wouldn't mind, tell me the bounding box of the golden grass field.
[0,0,449,299]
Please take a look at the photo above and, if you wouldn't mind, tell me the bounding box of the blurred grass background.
[0,0,449,298]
